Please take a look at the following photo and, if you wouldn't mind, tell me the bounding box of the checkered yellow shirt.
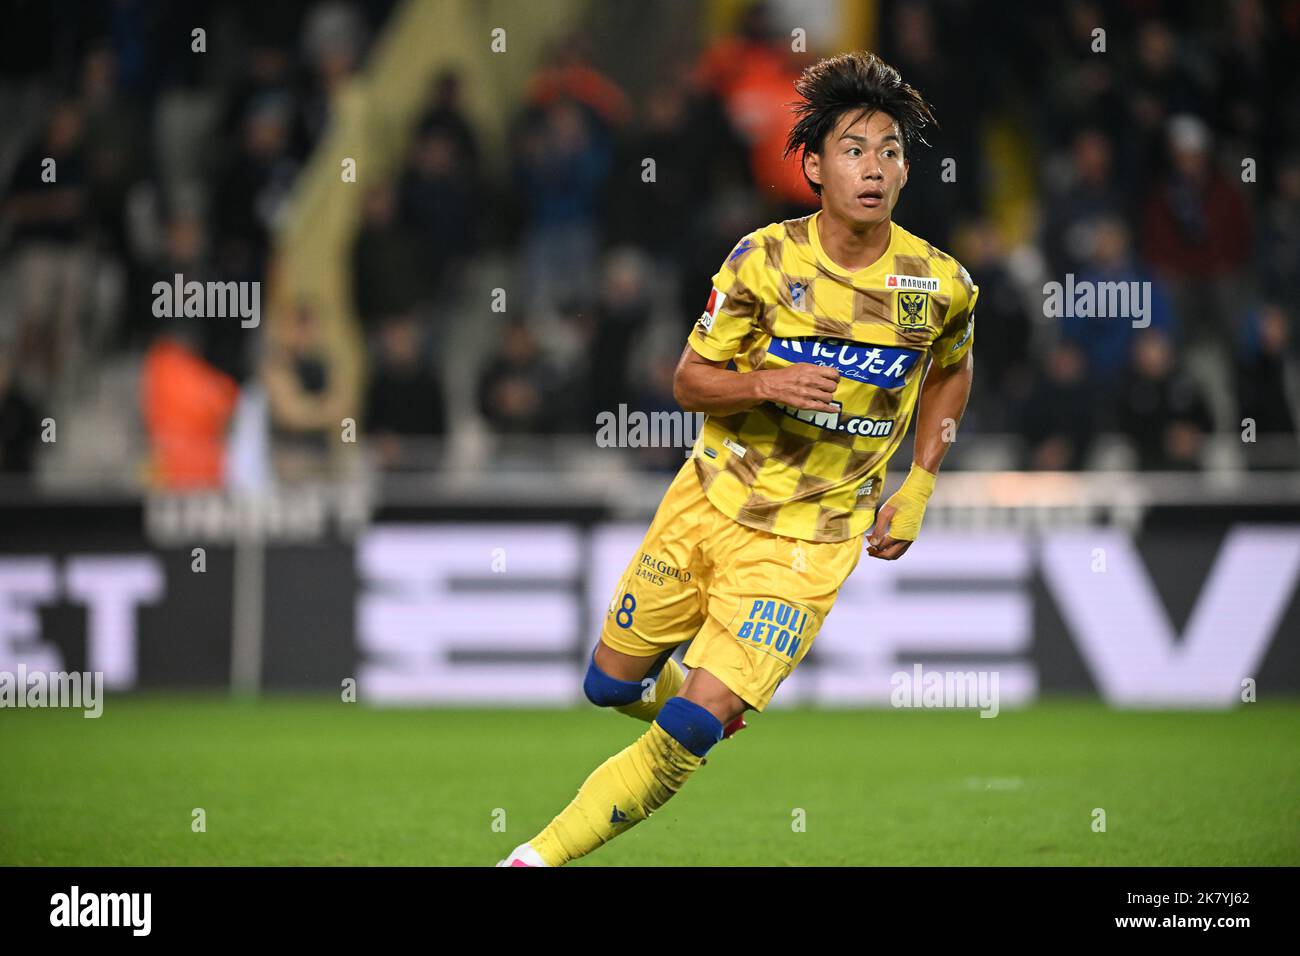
[687,211,978,542]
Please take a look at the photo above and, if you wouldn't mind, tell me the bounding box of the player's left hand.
[866,502,913,561]
[867,464,936,560]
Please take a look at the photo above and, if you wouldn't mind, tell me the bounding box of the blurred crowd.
[1,0,1298,488]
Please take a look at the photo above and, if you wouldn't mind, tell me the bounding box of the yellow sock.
[613,657,685,722]
[529,720,703,866]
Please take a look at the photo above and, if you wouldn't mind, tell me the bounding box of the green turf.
[2,696,1297,866]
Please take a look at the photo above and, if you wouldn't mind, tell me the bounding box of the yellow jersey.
[686,210,978,542]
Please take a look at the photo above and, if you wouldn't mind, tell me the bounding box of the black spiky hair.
[784,51,938,196]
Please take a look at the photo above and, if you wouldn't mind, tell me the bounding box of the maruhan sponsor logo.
[0,666,103,718]
[1042,273,1150,328]
[50,886,151,936]
[595,404,705,452]
[890,663,1000,717]
[152,273,260,328]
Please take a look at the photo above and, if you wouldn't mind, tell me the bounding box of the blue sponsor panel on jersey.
[767,337,921,388]
[735,598,812,659]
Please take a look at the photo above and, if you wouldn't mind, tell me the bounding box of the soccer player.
[497,51,977,867]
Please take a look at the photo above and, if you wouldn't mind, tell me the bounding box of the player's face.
[806,109,909,227]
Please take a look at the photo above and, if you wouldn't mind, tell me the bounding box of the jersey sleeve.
[688,235,764,362]
[931,261,978,366]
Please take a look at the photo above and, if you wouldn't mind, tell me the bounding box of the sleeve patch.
[697,287,727,333]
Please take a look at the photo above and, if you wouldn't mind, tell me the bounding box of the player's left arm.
[868,267,978,560]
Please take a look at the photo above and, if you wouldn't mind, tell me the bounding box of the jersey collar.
[808,210,897,281]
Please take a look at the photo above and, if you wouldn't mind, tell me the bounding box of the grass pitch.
[3,696,1296,866]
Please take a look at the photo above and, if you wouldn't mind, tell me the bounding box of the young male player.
[498,50,978,867]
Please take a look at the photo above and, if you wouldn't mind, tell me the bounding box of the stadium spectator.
[417,70,481,172]
[881,0,981,245]
[300,0,368,147]
[1211,0,1283,169]
[951,219,1032,432]
[4,100,91,400]
[513,97,613,311]
[674,191,764,340]
[1143,114,1252,432]
[603,74,720,260]
[631,354,692,474]
[1062,216,1173,398]
[79,40,146,269]
[399,125,477,304]
[1034,0,1124,148]
[218,40,310,166]
[587,249,652,422]
[264,303,345,481]
[1259,153,1300,308]
[1040,128,1129,277]
[0,355,42,478]
[352,182,429,331]
[1117,329,1214,471]
[1238,305,1299,469]
[692,0,815,217]
[1021,342,1096,471]
[526,32,631,132]
[1126,20,1207,180]
[139,319,240,489]
[477,318,565,436]
[211,93,300,283]
[135,210,206,343]
[1142,115,1251,344]
[364,313,448,471]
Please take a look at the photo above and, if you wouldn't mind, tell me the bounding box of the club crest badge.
[896,291,930,328]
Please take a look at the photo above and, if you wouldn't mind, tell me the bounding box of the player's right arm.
[673,233,840,416]
[673,344,840,416]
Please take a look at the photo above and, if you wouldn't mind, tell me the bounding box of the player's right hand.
[756,363,840,412]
